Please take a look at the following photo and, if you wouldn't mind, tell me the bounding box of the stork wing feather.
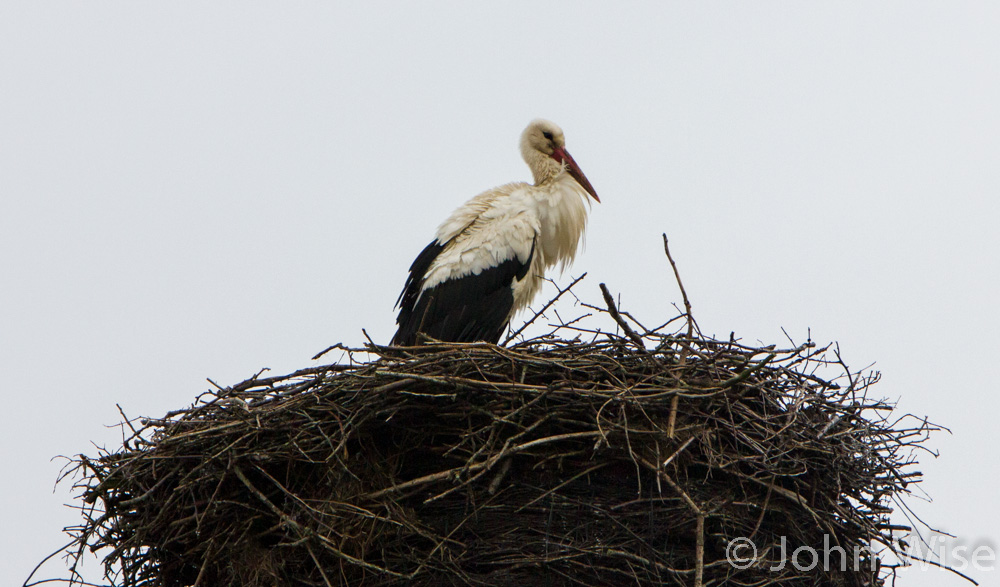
[392,208,538,346]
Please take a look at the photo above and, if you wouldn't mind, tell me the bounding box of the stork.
[392,119,599,346]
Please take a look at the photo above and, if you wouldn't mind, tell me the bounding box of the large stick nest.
[51,286,934,587]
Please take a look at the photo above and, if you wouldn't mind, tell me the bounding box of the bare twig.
[504,273,587,344]
[663,233,697,344]
[599,282,647,349]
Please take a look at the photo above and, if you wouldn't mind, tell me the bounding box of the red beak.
[551,147,600,203]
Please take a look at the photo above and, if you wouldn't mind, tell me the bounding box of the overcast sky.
[4,3,998,586]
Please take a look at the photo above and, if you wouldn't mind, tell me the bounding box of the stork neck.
[523,149,565,186]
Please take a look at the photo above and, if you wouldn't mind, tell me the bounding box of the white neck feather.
[522,149,565,186]
[529,174,590,272]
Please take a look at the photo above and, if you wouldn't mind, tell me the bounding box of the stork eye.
[542,131,553,140]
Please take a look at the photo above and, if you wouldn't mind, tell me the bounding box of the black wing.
[391,238,535,346]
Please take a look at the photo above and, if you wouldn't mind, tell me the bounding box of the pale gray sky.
[4,3,998,585]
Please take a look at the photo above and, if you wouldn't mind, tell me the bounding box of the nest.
[46,282,936,587]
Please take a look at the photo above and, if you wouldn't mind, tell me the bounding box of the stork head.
[520,119,600,203]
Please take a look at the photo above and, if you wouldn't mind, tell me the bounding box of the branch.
[599,283,647,349]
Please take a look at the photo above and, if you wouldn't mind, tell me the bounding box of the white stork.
[392,119,599,346]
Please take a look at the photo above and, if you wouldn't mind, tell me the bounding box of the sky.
[4,2,998,585]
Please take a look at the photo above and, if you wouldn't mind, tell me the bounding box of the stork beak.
[552,147,600,203]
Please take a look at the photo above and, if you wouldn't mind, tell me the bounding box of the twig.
[599,282,646,349]
[667,396,680,439]
[663,233,697,343]
[662,436,695,468]
[504,273,587,344]
[662,234,696,439]
[659,472,705,587]
[721,353,776,388]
